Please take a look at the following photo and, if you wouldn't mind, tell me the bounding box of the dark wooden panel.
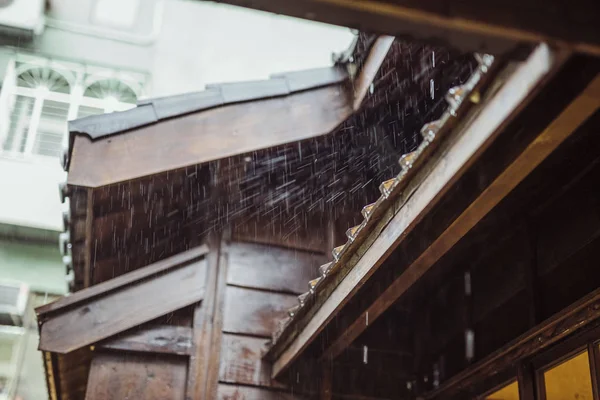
[100,325,192,356]
[219,333,284,389]
[68,84,352,188]
[227,242,324,294]
[536,160,600,276]
[217,384,300,400]
[39,261,205,353]
[223,286,298,337]
[232,214,330,253]
[85,352,187,400]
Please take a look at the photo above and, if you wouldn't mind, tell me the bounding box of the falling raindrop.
[363,345,368,364]
[432,51,435,68]
[365,311,368,326]
[430,79,435,100]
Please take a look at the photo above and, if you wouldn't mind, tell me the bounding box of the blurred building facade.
[0,0,352,398]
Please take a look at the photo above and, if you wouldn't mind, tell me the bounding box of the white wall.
[0,157,65,232]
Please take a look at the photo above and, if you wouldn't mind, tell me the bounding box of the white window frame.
[0,54,146,162]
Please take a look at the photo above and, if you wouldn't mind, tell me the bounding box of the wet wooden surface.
[100,325,193,356]
[39,261,205,353]
[227,242,324,294]
[85,352,187,400]
[223,286,297,337]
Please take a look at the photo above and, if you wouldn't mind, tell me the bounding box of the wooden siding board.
[227,242,325,294]
[219,333,284,389]
[99,325,193,356]
[85,352,187,400]
[223,286,298,337]
[217,384,301,400]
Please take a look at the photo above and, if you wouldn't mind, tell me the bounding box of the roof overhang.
[197,0,600,56]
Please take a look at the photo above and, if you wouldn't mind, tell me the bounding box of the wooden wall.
[83,239,325,400]
[217,241,325,398]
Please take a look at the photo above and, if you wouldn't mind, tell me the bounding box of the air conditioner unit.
[0,282,29,327]
[0,0,45,39]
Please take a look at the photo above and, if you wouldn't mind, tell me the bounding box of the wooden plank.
[227,242,324,294]
[321,363,332,400]
[271,44,557,378]
[217,384,300,400]
[425,286,600,398]
[207,0,600,56]
[322,70,599,366]
[85,352,187,400]
[224,286,298,337]
[99,325,193,356]
[39,261,206,353]
[68,85,352,188]
[36,245,208,316]
[352,36,395,110]
[205,245,230,399]
[219,333,284,389]
[187,238,220,400]
[83,188,93,288]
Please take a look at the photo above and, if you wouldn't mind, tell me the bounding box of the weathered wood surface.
[227,242,324,294]
[39,261,206,353]
[217,384,300,400]
[85,352,187,400]
[206,0,600,56]
[100,325,193,356]
[219,333,283,389]
[36,245,208,316]
[271,44,557,378]
[223,286,298,337]
[321,63,598,366]
[205,247,230,399]
[187,240,220,400]
[232,215,330,253]
[352,36,395,110]
[68,85,352,188]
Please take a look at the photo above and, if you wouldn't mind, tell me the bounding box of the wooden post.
[321,362,332,400]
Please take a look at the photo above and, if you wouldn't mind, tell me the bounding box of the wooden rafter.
[270,44,561,378]
[200,0,600,56]
[352,35,395,110]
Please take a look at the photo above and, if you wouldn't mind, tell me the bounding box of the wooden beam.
[201,0,600,56]
[352,35,395,111]
[100,325,193,356]
[67,84,352,188]
[426,285,600,398]
[322,72,599,364]
[38,256,207,353]
[36,245,208,316]
[186,237,220,400]
[271,44,558,378]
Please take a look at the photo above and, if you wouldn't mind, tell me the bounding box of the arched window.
[0,56,145,159]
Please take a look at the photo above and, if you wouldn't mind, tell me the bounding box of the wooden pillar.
[321,362,332,400]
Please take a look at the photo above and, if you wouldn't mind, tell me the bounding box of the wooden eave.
[65,66,353,188]
[266,44,600,379]
[199,0,600,56]
[37,245,208,353]
[37,246,208,400]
